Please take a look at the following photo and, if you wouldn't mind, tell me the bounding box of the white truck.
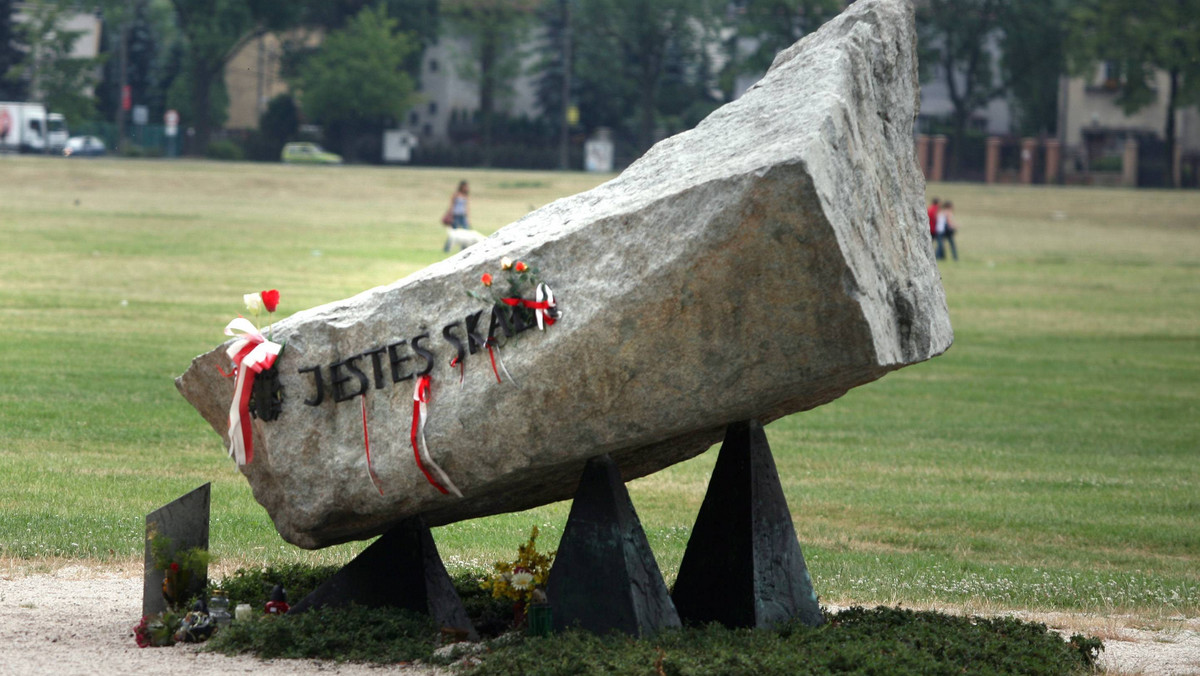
[0,102,69,153]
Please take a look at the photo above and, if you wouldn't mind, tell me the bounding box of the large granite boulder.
[177,0,951,550]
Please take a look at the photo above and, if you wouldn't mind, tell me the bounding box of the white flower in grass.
[510,571,534,590]
[244,292,264,314]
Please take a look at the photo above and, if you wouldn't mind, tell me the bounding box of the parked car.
[62,135,106,157]
[281,142,342,165]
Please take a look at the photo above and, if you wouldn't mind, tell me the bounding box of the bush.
[205,565,1102,674]
[205,139,245,161]
[461,606,1102,676]
[213,562,339,609]
[206,603,436,662]
[1089,155,1123,172]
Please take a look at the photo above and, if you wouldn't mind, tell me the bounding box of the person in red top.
[927,197,940,239]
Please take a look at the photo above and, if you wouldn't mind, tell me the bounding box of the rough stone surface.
[547,455,681,637]
[672,421,823,629]
[176,0,951,549]
[143,483,210,617]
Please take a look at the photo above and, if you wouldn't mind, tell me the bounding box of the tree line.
[2,0,1196,182]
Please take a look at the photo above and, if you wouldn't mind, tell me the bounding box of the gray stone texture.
[176,0,950,549]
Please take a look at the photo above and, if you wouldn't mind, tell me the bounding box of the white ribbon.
[413,379,463,498]
[224,317,282,466]
[535,283,559,330]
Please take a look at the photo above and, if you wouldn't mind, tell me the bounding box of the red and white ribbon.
[223,317,282,466]
[411,375,463,497]
[502,283,559,331]
[535,283,558,330]
[485,338,519,387]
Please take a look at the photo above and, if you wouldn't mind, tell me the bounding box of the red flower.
[261,289,280,313]
[482,273,493,286]
[514,261,527,273]
[169,562,180,573]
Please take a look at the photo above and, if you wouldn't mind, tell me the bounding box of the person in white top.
[444,180,471,252]
[935,200,958,261]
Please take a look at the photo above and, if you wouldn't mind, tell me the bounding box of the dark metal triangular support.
[290,516,477,640]
[672,420,824,628]
[547,454,681,637]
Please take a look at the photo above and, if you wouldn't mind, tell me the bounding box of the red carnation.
[514,261,527,273]
[482,273,493,286]
[261,289,280,313]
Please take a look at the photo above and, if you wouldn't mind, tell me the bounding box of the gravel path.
[2,565,1197,675]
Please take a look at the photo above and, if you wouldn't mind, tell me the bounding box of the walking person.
[443,180,471,252]
[935,200,959,261]
[927,197,940,242]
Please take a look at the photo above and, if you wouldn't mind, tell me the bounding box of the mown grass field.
[1,156,1197,623]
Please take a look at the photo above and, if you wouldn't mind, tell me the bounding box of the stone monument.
[178,0,948,558]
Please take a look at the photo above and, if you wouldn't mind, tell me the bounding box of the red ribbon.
[411,376,450,495]
[502,282,558,329]
[486,342,503,383]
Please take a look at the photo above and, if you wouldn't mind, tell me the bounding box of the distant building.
[1057,64,1200,186]
[224,32,292,131]
[222,29,543,145]
[916,33,1012,137]
[10,4,102,100]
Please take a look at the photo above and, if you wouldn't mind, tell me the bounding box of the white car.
[62,135,107,157]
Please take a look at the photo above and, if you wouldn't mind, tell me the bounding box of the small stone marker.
[143,483,210,617]
[289,517,476,640]
[672,421,823,628]
[546,455,681,637]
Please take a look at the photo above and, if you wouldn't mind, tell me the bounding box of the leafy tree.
[284,0,437,83]
[997,0,1070,137]
[1067,0,1200,188]
[292,4,418,162]
[10,0,99,123]
[916,0,1005,176]
[168,0,296,155]
[531,0,572,164]
[441,0,539,165]
[97,0,180,131]
[0,0,29,100]
[573,0,722,153]
[723,0,842,91]
[257,93,298,153]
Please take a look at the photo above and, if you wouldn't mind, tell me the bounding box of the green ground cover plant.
[202,563,1100,674]
[1,157,1197,627]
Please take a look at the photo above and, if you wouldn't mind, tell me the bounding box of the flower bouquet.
[480,526,555,628]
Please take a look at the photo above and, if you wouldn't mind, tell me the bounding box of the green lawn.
[1,156,1197,621]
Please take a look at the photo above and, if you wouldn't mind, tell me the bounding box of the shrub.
[207,565,1102,675]
[214,562,339,609]
[457,606,1102,676]
[205,139,245,161]
[205,603,436,662]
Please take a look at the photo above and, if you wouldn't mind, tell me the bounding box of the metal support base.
[290,516,477,639]
[672,420,824,628]
[547,454,681,636]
